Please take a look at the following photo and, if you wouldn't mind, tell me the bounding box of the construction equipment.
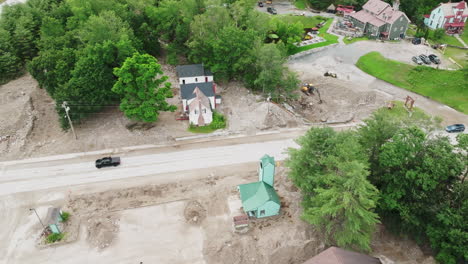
[324,71,337,78]
[301,83,323,104]
[301,83,316,95]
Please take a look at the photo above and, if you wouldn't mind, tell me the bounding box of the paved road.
[0,129,311,196]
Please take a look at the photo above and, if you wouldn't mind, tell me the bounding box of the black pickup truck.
[95,156,121,169]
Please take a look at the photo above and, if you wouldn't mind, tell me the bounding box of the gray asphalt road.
[0,129,312,196]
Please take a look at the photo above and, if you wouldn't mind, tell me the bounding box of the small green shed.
[238,154,280,218]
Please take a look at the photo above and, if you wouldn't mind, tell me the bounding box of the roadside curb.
[0,125,359,166]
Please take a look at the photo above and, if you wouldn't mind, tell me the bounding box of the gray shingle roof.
[181,82,214,100]
[176,64,213,78]
[303,247,382,264]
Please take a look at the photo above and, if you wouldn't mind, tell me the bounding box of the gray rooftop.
[176,64,213,78]
[44,207,61,226]
[181,82,215,100]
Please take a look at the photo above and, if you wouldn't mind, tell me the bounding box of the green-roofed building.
[238,155,280,218]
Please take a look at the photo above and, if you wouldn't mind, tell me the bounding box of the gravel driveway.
[288,41,468,125]
[256,1,334,18]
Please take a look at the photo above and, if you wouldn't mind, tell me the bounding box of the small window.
[203,108,206,114]
[194,110,198,114]
[182,79,185,84]
[400,26,403,31]
[430,21,433,26]
[260,210,265,216]
[400,17,403,21]
[195,78,198,82]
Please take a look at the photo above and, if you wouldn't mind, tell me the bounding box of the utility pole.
[29,208,46,229]
[62,101,77,140]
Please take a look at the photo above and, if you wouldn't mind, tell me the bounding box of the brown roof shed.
[303,247,382,264]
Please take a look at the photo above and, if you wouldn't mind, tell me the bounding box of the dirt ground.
[0,166,436,264]
[0,60,383,161]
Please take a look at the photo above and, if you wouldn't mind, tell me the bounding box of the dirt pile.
[86,214,120,250]
[219,82,302,132]
[0,75,37,159]
[288,76,385,123]
[184,200,207,225]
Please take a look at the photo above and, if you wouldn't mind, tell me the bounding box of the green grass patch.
[425,30,464,46]
[61,211,70,222]
[188,111,227,133]
[356,52,468,114]
[443,47,468,68]
[274,15,327,28]
[343,36,370,45]
[460,23,468,45]
[294,0,307,10]
[289,19,339,55]
[46,233,65,244]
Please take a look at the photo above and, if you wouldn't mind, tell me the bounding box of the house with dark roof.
[188,87,213,126]
[303,247,382,264]
[176,64,221,126]
[176,64,213,85]
[348,0,410,40]
[237,155,280,218]
[424,1,468,34]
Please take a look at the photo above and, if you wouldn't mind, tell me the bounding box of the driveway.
[288,41,468,125]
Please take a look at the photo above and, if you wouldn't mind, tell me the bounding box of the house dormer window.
[194,109,198,114]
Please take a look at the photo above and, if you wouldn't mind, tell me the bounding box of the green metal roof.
[238,181,280,212]
[260,155,275,167]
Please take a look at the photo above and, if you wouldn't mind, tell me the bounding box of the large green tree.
[112,53,176,122]
[287,128,380,251]
[378,127,464,235]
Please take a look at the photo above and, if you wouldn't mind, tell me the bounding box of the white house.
[424,1,468,34]
[180,82,216,112]
[188,87,213,126]
[176,64,214,85]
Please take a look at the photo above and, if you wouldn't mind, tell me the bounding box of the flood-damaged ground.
[1,166,436,264]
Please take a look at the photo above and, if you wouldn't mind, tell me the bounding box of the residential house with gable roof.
[237,155,280,218]
[303,246,382,264]
[176,64,221,126]
[424,1,468,34]
[348,0,410,40]
[188,87,213,126]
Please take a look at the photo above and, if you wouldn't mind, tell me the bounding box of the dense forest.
[0,0,302,127]
[288,108,468,264]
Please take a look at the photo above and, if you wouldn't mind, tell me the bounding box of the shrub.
[46,233,65,243]
[210,111,226,129]
[61,211,70,222]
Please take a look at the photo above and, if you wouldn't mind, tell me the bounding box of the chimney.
[393,0,400,11]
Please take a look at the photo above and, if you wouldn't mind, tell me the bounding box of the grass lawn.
[424,30,464,46]
[294,0,307,10]
[384,101,434,120]
[356,52,468,114]
[443,46,468,68]
[343,36,370,45]
[274,15,327,28]
[289,19,339,55]
[188,112,227,133]
[461,23,468,44]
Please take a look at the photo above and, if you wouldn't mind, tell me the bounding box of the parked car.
[428,54,441,64]
[267,7,277,14]
[419,54,431,64]
[257,1,264,7]
[412,37,421,45]
[95,156,121,169]
[445,124,465,133]
[412,56,423,65]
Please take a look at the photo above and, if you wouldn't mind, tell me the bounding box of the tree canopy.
[112,53,176,122]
